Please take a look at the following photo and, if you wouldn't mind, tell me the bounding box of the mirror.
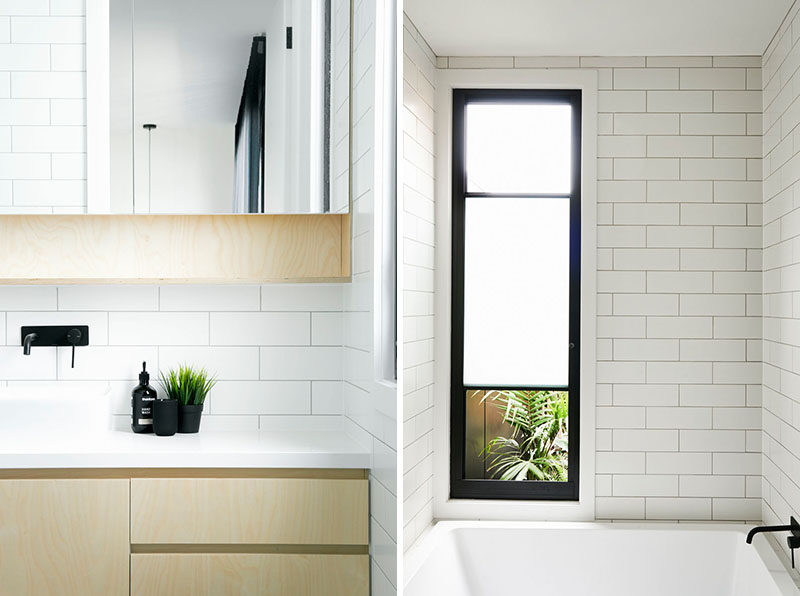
[104,0,351,214]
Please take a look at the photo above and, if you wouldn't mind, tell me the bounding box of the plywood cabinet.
[131,553,369,596]
[0,479,129,596]
[0,470,369,596]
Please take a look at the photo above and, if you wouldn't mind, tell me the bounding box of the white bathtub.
[405,521,800,596]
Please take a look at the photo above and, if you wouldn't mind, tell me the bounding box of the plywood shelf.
[0,213,351,284]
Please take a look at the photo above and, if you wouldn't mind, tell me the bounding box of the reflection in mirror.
[108,0,351,214]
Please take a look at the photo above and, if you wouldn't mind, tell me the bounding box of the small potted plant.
[159,364,216,433]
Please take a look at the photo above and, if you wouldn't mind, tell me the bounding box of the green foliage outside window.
[481,390,569,481]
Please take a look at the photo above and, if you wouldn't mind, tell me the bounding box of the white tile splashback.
[0,284,345,431]
[209,312,312,346]
[109,312,211,346]
[58,285,158,311]
[160,285,260,311]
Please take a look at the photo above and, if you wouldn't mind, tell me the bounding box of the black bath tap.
[746,517,800,567]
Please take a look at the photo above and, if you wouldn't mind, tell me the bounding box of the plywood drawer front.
[130,478,368,545]
[131,553,369,596]
[0,479,129,596]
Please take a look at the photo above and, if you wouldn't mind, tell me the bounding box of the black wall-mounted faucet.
[20,326,89,368]
[747,517,800,567]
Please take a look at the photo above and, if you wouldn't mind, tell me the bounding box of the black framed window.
[450,88,582,501]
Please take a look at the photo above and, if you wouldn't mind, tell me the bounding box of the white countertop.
[0,429,371,469]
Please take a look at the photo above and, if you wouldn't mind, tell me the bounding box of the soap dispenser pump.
[131,361,157,433]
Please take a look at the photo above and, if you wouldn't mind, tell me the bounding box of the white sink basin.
[0,385,112,434]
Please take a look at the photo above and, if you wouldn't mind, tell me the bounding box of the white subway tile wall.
[402,16,435,552]
[428,50,763,525]
[0,1,86,213]
[762,0,800,563]
[0,284,345,429]
[345,1,397,594]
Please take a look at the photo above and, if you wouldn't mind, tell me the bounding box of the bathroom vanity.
[0,467,368,595]
[0,390,370,595]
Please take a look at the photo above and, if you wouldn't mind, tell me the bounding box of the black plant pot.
[153,399,178,436]
[178,403,204,433]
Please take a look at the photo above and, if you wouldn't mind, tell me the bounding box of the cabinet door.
[0,479,129,596]
[131,553,369,596]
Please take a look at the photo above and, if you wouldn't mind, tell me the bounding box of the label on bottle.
[133,392,155,430]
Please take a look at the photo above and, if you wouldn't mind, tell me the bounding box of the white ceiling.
[405,0,792,57]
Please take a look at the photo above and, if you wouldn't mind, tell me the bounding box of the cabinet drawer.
[131,478,368,545]
[131,553,369,596]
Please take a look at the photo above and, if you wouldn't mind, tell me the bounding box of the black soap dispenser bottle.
[131,361,157,433]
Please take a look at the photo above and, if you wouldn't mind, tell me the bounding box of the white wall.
[401,15,435,551]
[413,43,764,531]
[762,0,800,562]
[341,0,397,594]
[0,0,87,213]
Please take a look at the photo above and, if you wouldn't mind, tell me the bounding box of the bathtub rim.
[404,519,800,595]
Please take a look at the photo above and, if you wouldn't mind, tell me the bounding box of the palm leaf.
[480,390,569,482]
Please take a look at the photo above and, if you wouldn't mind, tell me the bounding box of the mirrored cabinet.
[0,0,355,283]
[102,0,351,215]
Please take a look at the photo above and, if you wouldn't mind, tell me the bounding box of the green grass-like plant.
[159,364,217,406]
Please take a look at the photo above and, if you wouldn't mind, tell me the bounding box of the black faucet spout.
[22,333,37,356]
[748,517,800,568]
[746,524,795,544]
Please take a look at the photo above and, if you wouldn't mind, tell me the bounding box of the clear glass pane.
[465,103,572,194]
[463,196,570,386]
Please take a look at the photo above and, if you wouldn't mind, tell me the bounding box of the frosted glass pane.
[463,197,570,386]
[465,103,572,194]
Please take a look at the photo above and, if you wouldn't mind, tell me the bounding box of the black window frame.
[450,88,582,501]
